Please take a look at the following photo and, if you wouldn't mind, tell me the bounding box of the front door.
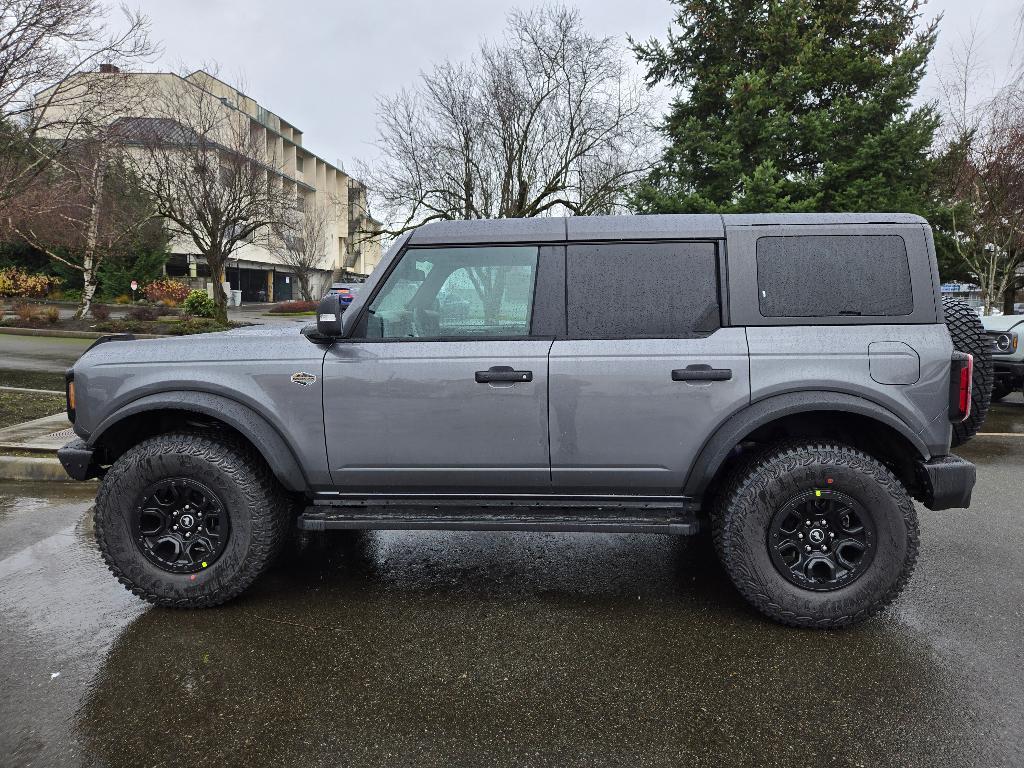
[323,244,552,492]
[548,241,751,494]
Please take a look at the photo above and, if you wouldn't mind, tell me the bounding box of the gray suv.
[58,213,988,628]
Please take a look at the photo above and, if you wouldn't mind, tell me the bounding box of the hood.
[980,314,1024,332]
[76,322,320,369]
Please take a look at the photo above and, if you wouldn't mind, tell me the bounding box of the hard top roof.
[406,213,927,245]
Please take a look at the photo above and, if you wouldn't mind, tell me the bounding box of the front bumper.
[916,454,976,510]
[57,438,99,481]
[992,360,1024,383]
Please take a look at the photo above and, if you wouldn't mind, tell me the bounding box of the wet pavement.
[1,400,1023,767]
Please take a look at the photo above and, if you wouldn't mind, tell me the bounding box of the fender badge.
[290,371,317,386]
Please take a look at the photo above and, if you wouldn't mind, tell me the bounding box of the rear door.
[548,241,750,494]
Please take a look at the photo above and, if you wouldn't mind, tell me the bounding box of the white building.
[38,67,381,302]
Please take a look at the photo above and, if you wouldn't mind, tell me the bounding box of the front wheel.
[712,442,919,628]
[94,431,291,607]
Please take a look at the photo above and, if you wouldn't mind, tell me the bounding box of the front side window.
[361,246,538,339]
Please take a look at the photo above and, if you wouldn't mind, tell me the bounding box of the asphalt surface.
[0,396,1022,767]
[0,334,92,374]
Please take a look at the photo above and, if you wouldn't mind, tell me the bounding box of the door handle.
[475,365,533,383]
[672,364,733,382]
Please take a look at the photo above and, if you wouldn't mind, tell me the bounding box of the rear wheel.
[95,431,291,607]
[943,297,993,446]
[712,442,918,628]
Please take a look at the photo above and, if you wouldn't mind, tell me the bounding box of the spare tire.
[943,297,993,447]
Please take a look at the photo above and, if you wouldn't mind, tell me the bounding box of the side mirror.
[302,294,343,344]
[317,294,343,336]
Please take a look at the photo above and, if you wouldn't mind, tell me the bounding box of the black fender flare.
[88,391,308,492]
[682,391,931,496]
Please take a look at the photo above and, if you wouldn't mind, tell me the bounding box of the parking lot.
[0,395,1021,767]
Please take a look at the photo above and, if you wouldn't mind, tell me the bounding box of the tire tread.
[711,441,919,629]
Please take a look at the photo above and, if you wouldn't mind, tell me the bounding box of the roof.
[407,213,928,245]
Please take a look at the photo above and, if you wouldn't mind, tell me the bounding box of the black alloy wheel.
[767,488,876,592]
[131,478,230,573]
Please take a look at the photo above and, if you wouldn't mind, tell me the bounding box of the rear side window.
[566,242,720,338]
[756,235,913,317]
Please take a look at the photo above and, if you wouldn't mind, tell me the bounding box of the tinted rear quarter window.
[756,235,913,317]
[567,242,720,337]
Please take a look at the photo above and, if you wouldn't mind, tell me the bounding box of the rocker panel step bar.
[299,497,701,535]
[309,493,699,511]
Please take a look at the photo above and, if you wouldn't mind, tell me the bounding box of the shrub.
[126,305,160,321]
[91,304,111,321]
[268,300,317,314]
[182,289,216,318]
[94,319,142,333]
[143,278,190,304]
[0,267,62,298]
[113,294,132,304]
[14,301,39,323]
[43,306,60,324]
[167,317,229,335]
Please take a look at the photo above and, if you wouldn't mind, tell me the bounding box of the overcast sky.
[105,0,1022,174]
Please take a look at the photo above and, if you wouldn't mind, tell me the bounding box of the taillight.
[949,353,973,422]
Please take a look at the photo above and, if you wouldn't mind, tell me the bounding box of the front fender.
[89,390,308,492]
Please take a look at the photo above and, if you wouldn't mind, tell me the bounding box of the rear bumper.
[57,439,99,481]
[916,454,976,510]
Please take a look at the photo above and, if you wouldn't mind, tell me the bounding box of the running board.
[299,496,700,535]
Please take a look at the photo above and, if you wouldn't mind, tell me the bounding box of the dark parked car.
[325,281,363,309]
[59,213,991,628]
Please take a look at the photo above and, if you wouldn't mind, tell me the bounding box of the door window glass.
[362,246,538,338]
[566,242,720,338]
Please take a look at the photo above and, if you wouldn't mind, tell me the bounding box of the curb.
[0,327,166,340]
[0,455,86,482]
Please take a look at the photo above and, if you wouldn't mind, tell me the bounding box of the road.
[0,397,1022,767]
[0,334,92,374]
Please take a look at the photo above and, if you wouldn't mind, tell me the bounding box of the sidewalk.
[0,412,80,482]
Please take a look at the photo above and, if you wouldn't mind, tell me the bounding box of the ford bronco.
[58,213,990,628]
[981,313,1024,401]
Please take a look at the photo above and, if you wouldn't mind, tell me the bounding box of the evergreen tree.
[632,0,940,214]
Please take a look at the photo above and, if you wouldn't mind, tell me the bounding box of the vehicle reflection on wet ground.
[1,394,1022,767]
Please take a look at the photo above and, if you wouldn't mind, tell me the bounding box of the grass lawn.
[0,390,67,429]
[0,370,65,391]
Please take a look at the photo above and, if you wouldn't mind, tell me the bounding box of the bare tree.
[0,1,156,212]
[363,3,655,234]
[8,127,158,317]
[272,198,333,301]
[125,71,294,322]
[937,33,1024,315]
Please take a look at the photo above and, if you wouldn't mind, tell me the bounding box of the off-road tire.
[943,296,993,446]
[712,442,919,629]
[94,431,291,607]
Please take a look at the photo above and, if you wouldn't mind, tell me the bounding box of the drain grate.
[46,428,76,440]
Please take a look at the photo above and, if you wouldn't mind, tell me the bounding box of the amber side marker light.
[65,370,76,422]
